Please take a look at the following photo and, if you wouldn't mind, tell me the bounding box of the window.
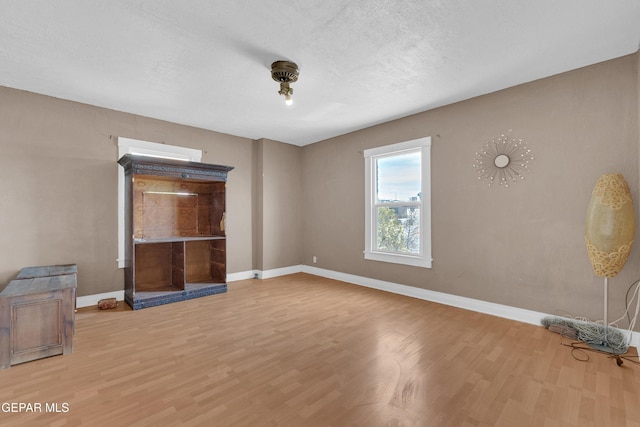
[364,137,432,268]
[117,138,202,268]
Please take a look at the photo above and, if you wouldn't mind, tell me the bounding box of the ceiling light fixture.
[271,60,299,106]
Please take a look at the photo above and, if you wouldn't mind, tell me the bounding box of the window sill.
[364,251,432,268]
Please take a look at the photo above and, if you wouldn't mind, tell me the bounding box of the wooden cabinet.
[118,154,233,310]
[0,264,77,369]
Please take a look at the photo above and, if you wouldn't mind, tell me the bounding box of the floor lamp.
[585,173,635,354]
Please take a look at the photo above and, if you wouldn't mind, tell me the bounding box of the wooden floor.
[1,273,639,427]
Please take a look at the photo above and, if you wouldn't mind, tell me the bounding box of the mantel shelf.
[134,236,226,244]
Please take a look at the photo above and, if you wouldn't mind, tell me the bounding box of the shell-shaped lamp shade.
[585,174,636,277]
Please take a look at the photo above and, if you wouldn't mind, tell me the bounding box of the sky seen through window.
[376,150,421,202]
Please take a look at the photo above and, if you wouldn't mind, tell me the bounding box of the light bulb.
[285,94,293,106]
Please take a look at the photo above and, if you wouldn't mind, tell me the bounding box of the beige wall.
[254,138,303,271]
[0,87,254,296]
[253,139,264,271]
[302,53,640,325]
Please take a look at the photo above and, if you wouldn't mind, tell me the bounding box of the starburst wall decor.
[473,133,534,187]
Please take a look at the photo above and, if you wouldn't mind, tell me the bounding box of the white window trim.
[364,136,432,268]
[117,138,202,268]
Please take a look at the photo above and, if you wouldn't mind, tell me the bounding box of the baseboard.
[75,264,640,349]
[254,265,304,279]
[301,265,640,350]
[227,270,257,282]
[302,265,546,324]
[76,290,125,308]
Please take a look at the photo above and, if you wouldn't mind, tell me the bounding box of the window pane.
[376,206,420,254]
[376,151,421,202]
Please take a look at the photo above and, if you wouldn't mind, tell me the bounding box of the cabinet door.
[11,298,63,364]
[2,287,74,367]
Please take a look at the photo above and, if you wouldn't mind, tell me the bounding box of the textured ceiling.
[1,1,639,146]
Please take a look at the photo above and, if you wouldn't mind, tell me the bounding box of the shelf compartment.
[133,176,226,240]
[185,239,226,284]
[133,242,185,293]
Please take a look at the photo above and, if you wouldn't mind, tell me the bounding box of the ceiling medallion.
[473,132,534,187]
[271,60,299,106]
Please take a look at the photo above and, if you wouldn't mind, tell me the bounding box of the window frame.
[364,137,432,268]
[116,138,202,268]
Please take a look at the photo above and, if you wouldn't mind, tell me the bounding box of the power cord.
[561,340,640,367]
[624,279,640,325]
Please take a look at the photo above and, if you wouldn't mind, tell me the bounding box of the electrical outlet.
[312,256,317,264]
